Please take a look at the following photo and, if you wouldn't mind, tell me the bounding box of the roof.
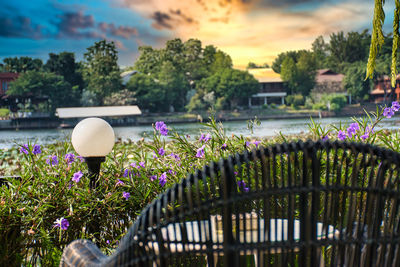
[0,72,19,79]
[121,70,138,85]
[56,106,142,118]
[316,69,344,83]
[247,68,282,83]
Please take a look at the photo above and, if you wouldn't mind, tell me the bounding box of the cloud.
[0,16,45,39]
[151,11,173,30]
[120,0,374,67]
[56,11,102,39]
[99,22,138,38]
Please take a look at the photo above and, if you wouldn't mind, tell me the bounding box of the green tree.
[44,52,84,90]
[2,57,43,73]
[312,36,328,69]
[271,51,299,73]
[198,68,259,109]
[280,51,316,96]
[7,71,76,114]
[83,40,122,104]
[126,73,165,112]
[342,61,373,101]
[326,30,370,72]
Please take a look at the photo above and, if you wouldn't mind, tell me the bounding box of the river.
[0,116,399,149]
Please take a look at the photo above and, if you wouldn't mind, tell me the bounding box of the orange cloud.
[119,0,374,68]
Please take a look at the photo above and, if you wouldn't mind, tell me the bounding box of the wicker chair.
[61,140,400,266]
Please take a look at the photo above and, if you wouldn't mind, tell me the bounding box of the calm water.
[1,116,399,149]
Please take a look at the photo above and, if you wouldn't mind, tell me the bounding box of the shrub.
[285,94,304,108]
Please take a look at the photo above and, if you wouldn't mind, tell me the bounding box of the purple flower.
[158,148,165,156]
[321,135,329,141]
[139,161,145,169]
[32,144,41,155]
[338,130,347,141]
[122,191,130,200]
[392,101,400,111]
[246,141,250,147]
[383,107,395,118]
[46,155,58,166]
[199,133,212,142]
[237,180,249,192]
[349,123,360,131]
[152,153,158,159]
[361,132,369,140]
[130,162,138,169]
[116,179,124,186]
[76,156,85,162]
[20,144,29,154]
[196,145,205,158]
[72,171,83,183]
[54,218,69,230]
[155,121,168,136]
[221,143,227,150]
[253,140,261,148]
[64,153,75,164]
[106,240,110,244]
[150,175,157,181]
[159,172,167,187]
[123,169,130,177]
[169,153,181,161]
[347,126,357,138]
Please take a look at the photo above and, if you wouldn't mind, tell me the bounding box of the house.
[370,75,400,103]
[247,68,287,107]
[0,72,19,95]
[311,69,349,102]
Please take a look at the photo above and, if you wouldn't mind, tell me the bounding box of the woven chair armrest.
[60,239,108,267]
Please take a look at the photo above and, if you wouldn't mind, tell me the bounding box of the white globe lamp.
[71,117,115,188]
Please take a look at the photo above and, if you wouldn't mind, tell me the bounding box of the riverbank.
[0,103,380,130]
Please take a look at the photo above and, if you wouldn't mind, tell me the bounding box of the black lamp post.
[71,117,115,189]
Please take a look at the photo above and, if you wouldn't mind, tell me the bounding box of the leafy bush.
[322,94,347,112]
[0,108,10,117]
[285,94,304,108]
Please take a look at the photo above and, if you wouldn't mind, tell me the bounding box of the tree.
[343,61,373,101]
[44,52,84,90]
[126,73,165,112]
[7,71,77,114]
[198,68,259,109]
[83,40,122,103]
[312,36,328,69]
[271,51,300,74]
[326,30,370,72]
[280,51,316,96]
[2,57,43,73]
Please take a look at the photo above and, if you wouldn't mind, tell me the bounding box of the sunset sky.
[0,0,396,69]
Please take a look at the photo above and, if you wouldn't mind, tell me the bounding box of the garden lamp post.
[71,117,115,189]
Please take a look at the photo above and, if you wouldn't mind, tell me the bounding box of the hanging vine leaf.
[366,0,385,80]
[391,0,400,87]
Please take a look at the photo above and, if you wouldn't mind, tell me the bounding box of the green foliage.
[366,0,386,82]
[103,89,136,106]
[321,94,347,113]
[2,57,43,73]
[246,62,270,69]
[342,61,373,101]
[285,94,304,108]
[0,109,10,117]
[280,50,316,95]
[45,52,84,90]
[7,71,77,114]
[133,38,238,112]
[83,40,122,103]
[197,68,259,109]
[126,73,165,112]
